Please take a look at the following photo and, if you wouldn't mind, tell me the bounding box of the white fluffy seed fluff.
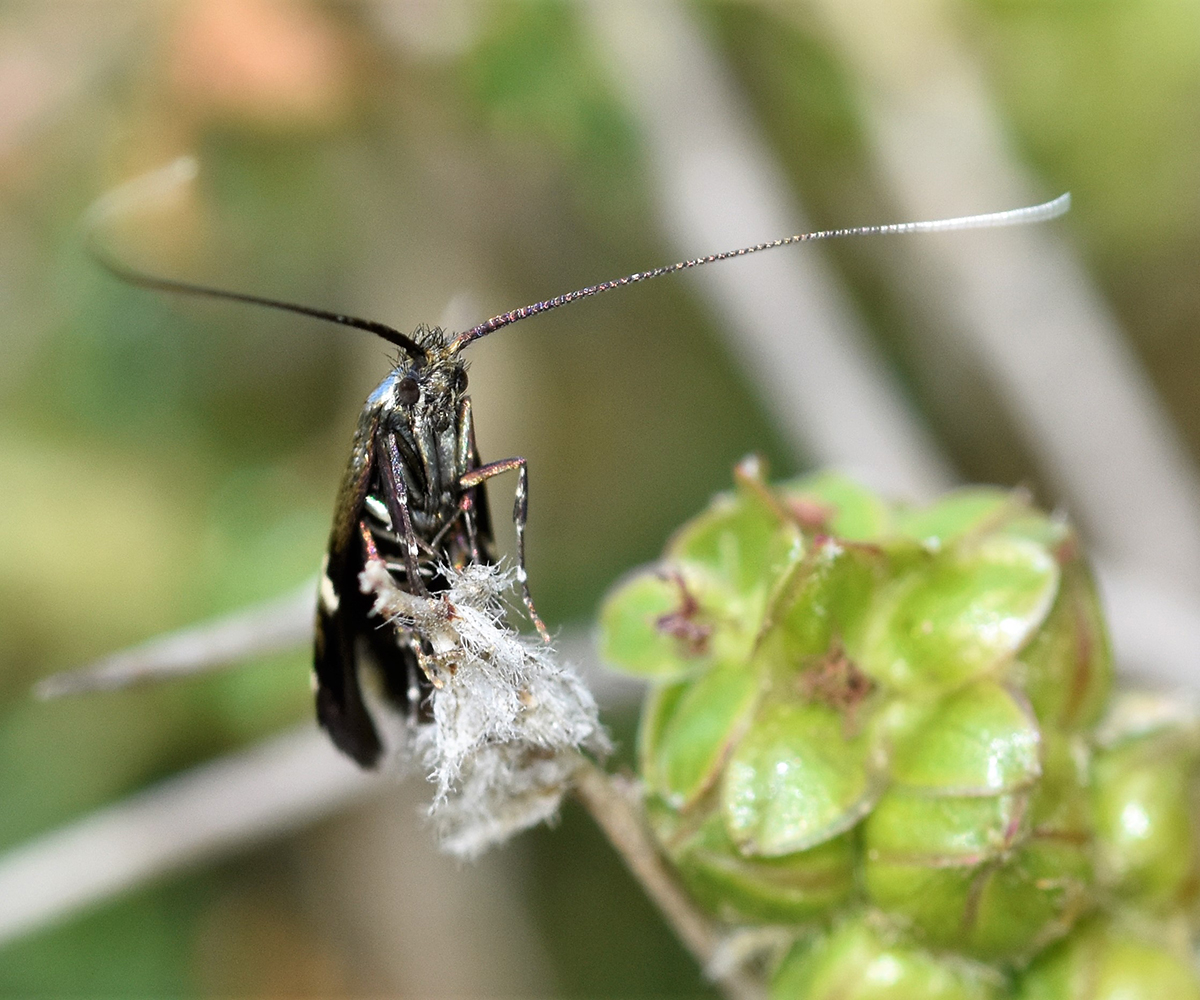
[359,556,610,858]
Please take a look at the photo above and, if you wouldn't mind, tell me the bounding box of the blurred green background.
[0,1,1197,996]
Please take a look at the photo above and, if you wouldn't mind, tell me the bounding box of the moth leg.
[459,457,549,642]
[456,397,482,561]
[457,493,483,563]
[456,396,475,476]
[378,430,428,596]
[428,507,466,553]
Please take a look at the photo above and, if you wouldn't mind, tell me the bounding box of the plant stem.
[572,759,767,1000]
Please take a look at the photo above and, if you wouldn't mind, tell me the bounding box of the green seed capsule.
[649,802,857,924]
[667,483,803,597]
[1027,729,1092,845]
[772,536,884,663]
[1014,917,1200,1000]
[722,699,882,856]
[893,486,1020,550]
[598,468,1200,985]
[771,915,1003,1000]
[888,681,1042,796]
[1092,726,1199,910]
[778,472,894,541]
[857,536,1060,695]
[866,788,1025,866]
[598,567,718,680]
[646,659,761,809]
[1016,560,1113,732]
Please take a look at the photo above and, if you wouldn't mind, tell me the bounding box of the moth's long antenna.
[93,251,428,361]
[449,193,1070,353]
[86,158,427,361]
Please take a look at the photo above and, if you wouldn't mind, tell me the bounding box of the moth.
[99,192,1070,768]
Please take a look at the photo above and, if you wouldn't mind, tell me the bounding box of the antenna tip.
[86,155,202,232]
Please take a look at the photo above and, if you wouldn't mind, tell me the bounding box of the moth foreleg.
[456,397,481,561]
[455,396,476,476]
[459,456,549,642]
[378,431,428,596]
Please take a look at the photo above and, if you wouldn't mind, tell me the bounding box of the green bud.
[889,681,1041,795]
[598,566,721,679]
[722,699,882,856]
[771,915,1003,1000]
[857,536,1059,695]
[650,802,856,924]
[667,483,803,597]
[894,487,1019,550]
[598,467,1199,983]
[1016,559,1113,732]
[778,472,894,541]
[1014,917,1200,1000]
[1091,706,1200,910]
[642,660,761,808]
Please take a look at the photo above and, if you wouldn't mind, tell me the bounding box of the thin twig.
[34,582,316,698]
[34,598,646,708]
[0,725,381,945]
[571,760,767,1000]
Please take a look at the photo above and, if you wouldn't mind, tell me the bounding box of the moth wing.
[314,405,385,767]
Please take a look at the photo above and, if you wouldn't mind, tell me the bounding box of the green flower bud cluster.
[599,463,1200,998]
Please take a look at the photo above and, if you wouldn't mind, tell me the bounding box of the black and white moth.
[99,192,1070,768]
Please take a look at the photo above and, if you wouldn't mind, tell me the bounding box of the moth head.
[392,348,468,425]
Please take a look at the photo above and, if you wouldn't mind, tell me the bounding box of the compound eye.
[397,377,419,406]
[454,368,469,393]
